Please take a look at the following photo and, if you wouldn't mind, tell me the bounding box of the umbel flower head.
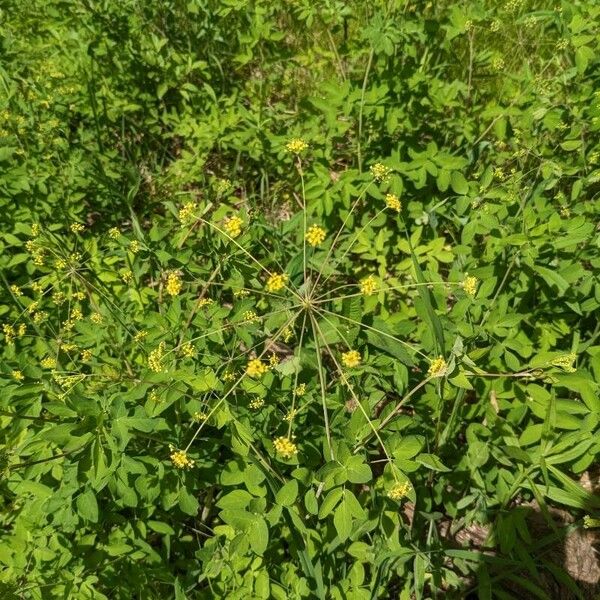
[224,215,243,239]
[428,356,447,378]
[388,480,411,501]
[370,162,392,183]
[342,350,361,368]
[305,224,326,247]
[285,138,308,154]
[266,272,288,293]
[360,275,378,296]
[461,274,479,297]
[165,271,182,296]
[247,358,269,377]
[273,436,298,459]
[385,194,401,212]
[169,446,195,469]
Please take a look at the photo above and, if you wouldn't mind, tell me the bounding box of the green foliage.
[1,0,600,598]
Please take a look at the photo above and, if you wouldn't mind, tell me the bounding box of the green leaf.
[76,490,99,523]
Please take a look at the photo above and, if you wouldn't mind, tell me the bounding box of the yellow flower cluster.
[269,353,280,367]
[108,227,120,239]
[342,350,361,368]
[266,273,288,293]
[170,446,195,469]
[385,194,401,212]
[81,349,92,362]
[129,240,141,254]
[192,411,207,422]
[165,271,182,296]
[388,481,411,501]
[178,201,197,224]
[305,225,326,247]
[70,223,85,234]
[247,358,269,377]
[294,383,306,397]
[428,356,447,378]
[223,215,243,239]
[10,285,22,296]
[461,274,479,297]
[12,370,24,381]
[41,357,57,369]
[273,436,298,458]
[360,275,378,296]
[90,313,103,324]
[249,397,265,410]
[243,310,258,323]
[370,162,392,182]
[148,342,166,373]
[198,298,213,308]
[180,342,195,358]
[285,138,308,154]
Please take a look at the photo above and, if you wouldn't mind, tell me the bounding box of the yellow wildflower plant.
[223,215,243,239]
[388,481,411,501]
[247,358,269,377]
[461,274,478,297]
[273,436,298,458]
[385,194,401,212]
[342,350,361,368]
[285,138,308,154]
[169,446,195,469]
[266,273,288,293]
[428,356,447,378]
[359,275,378,296]
[305,225,326,247]
[165,271,183,296]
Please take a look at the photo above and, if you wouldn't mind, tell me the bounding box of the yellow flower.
[81,349,92,362]
[243,310,258,323]
[360,275,378,296]
[3,324,15,344]
[169,446,195,469]
[122,271,134,284]
[10,285,22,296]
[90,313,103,324]
[342,350,361,368]
[31,223,40,237]
[461,274,479,297]
[385,194,401,212]
[269,353,280,367]
[192,411,207,422]
[266,273,288,293]
[388,481,411,501]
[17,324,26,337]
[294,383,306,397]
[129,240,141,254]
[249,397,265,410]
[148,342,166,373]
[70,223,85,234]
[305,225,326,247]
[108,227,120,239]
[12,370,24,381]
[223,215,243,239]
[247,358,269,378]
[41,357,57,369]
[180,342,195,358]
[165,271,182,296]
[273,436,298,458]
[285,138,308,154]
[198,298,213,308]
[133,330,148,343]
[283,327,294,343]
[428,356,447,378]
[178,202,197,224]
[370,162,392,182]
[222,371,236,382]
